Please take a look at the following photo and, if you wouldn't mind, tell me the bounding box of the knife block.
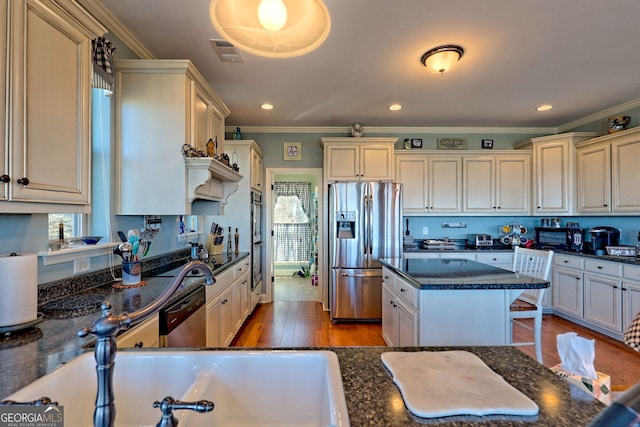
[210,241,224,255]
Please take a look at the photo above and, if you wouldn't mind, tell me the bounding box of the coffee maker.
[589,226,620,255]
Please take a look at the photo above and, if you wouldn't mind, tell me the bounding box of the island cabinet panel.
[382,269,418,347]
[2,0,104,212]
[419,290,510,346]
[381,260,547,347]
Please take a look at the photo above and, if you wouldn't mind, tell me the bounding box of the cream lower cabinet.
[116,314,159,348]
[622,265,640,332]
[382,268,418,347]
[2,0,104,213]
[583,259,622,333]
[395,153,462,214]
[552,254,584,318]
[552,254,632,340]
[463,154,530,214]
[321,138,396,182]
[206,256,251,347]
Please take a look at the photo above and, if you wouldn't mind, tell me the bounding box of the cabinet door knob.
[0,174,9,183]
[17,177,29,186]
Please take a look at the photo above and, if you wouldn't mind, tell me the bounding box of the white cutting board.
[381,351,539,418]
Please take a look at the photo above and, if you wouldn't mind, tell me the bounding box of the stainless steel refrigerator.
[329,182,402,321]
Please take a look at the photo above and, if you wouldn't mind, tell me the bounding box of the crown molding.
[76,0,155,59]
[558,98,640,133]
[225,125,557,135]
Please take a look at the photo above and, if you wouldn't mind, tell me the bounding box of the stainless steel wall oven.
[250,191,263,292]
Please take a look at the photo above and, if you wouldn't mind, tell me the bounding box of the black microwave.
[534,227,584,252]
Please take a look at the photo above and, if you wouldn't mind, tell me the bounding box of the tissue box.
[551,364,611,405]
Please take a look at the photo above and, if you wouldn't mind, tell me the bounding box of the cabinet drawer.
[476,252,512,265]
[554,254,584,270]
[207,266,234,301]
[382,267,396,289]
[623,264,640,281]
[116,314,159,348]
[234,258,250,279]
[585,259,622,277]
[395,277,418,309]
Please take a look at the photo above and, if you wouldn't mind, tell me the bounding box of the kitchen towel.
[0,253,38,327]
[381,351,539,418]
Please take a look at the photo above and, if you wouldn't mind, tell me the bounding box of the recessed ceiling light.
[388,104,403,111]
[536,105,553,111]
[261,103,274,110]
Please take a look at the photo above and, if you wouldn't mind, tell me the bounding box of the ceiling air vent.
[210,39,244,62]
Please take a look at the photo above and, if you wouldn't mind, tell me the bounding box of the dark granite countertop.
[33,345,604,426]
[555,249,640,266]
[404,245,640,266]
[381,257,550,290]
[332,346,605,426]
[0,252,249,399]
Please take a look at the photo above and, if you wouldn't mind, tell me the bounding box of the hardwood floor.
[232,302,640,388]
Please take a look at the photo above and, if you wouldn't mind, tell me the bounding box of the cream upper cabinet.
[0,1,7,202]
[611,130,640,212]
[576,128,640,214]
[194,83,227,152]
[2,0,104,213]
[515,132,598,215]
[321,137,397,182]
[395,152,462,214]
[250,145,264,192]
[462,153,530,214]
[576,141,611,213]
[114,59,233,215]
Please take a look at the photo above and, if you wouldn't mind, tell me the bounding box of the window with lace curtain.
[273,182,311,263]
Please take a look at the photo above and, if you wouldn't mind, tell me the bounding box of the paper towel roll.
[0,253,38,327]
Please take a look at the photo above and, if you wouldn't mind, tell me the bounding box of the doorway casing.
[264,167,326,309]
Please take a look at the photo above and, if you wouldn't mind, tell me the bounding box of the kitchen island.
[380,257,549,346]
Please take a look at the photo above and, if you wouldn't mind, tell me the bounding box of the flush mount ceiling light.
[210,0,331,58]
[536,104,553,111]
[421,45,464,74]
[388,104,403,111]
[261,103,274,110]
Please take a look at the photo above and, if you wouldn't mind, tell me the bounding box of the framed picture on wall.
[482,139,494,149]
[283,142,302,160]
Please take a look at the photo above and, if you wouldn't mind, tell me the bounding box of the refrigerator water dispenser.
[336,211,356,238]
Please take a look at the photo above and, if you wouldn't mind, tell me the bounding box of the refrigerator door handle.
[363,195,369,256]
[367,194,373,256]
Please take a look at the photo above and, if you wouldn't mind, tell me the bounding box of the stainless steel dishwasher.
[159,285,206,347]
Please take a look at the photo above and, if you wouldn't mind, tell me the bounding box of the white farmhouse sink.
[5,350,350,427]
